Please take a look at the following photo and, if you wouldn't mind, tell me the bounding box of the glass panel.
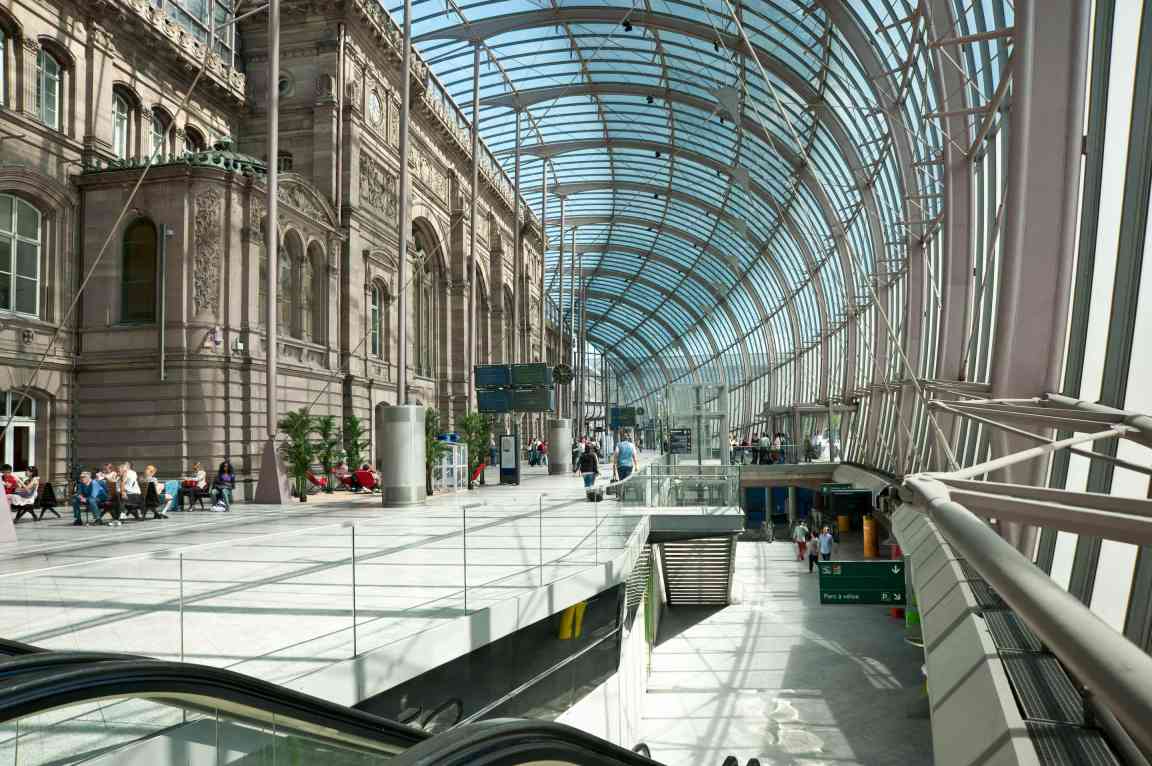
[15,240,36,278]
[11,396,31,418]
[122,220,157,323]
[14,276,35,315]
[12,425,30,472]
[0,195,11,232]
[0,273,10,311]
[15,200,38,241]
[0,235,11,272]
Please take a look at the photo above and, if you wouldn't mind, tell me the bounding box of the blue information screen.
[477,389,512,413]
[474,365,512,388]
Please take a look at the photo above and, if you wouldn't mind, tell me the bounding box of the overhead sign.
[475,365,512,388]
[668,428,692,454]
[512,387,554,412]
[477,389,512,413]
[610,406,637,428]
[818,560,906,605]
[511,363,553,387]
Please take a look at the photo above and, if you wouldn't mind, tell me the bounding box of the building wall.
[0,0,549,483]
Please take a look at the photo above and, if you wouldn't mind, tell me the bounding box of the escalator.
[0,640,662,765]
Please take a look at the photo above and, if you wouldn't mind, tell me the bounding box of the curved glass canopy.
[392,0,1007,395]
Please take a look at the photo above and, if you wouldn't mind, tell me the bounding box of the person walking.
[613,431,638,481]
[806,532,820,573]
[576,444,599,490]
[792,520,810,561]
[819,526,835,561]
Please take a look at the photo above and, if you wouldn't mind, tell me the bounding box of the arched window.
[370,283,382,357]
[183,125,206,153]
[414,254,436,378]
[298,251,313,341]
[121,219,157,323]
[36,49,61,129]
[277,248,292,334]
[112,92,130,159]
[0,194,41,316]
[150,107,173,158]
[307,242,325,343]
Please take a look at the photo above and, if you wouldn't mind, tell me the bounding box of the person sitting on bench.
[9,466,39,509]
[72,471,107,526]
[212,461,235,511]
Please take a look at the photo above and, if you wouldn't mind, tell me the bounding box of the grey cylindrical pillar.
[548,418,572,475]
[377,404,425,506]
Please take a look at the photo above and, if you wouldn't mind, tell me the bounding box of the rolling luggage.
[586,487,604,502]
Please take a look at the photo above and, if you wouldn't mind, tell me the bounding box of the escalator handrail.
[0,655,429,754]
[0,638,43,656]
[383,718,661,765]
[0,651,148,680]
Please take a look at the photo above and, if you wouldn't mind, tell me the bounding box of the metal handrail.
[903,475,1152,756]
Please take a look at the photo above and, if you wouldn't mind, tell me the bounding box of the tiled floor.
[0,464,639,689]
[639,538,932,766]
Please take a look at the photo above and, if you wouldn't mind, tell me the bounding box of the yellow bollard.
[558,606,576,640]
[837,514,850,534]
[572,601,587,638]
[863,515,877,558]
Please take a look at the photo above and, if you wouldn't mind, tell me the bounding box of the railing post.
[539,493,545,586]
[178,553,184,663]
[351,524,358,657]
[463,502,468,613]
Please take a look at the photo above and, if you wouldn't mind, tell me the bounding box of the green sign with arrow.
[818,560,907,605]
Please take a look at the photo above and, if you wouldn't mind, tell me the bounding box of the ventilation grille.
[951,560,1119,765]
[1026,722,1123,766]
[660,537,735,606]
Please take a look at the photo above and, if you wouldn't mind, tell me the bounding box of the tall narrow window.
[0,35,7,108]
[112,93,129,159]
[151,108,171,158]
[121,219,157,323]
[370,284,381,357]
[0,194,41,316]
[184,124,205,153]
[277,252,291,334]
[36,49,60,129]
[299,254,313,341]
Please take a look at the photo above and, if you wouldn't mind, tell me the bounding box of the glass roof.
[389,0,974,381]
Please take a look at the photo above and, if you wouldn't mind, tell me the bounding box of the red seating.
[354,469,377,492]
[306,470,328,489]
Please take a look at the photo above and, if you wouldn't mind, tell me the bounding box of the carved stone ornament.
[250,197,267,248]
[359,155,398,219]
[278,180,324,221]
[315,74,337,103]
[193,188,223,318]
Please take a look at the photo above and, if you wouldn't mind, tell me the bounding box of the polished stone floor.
[639,538,932,766]
[0,464,638,687]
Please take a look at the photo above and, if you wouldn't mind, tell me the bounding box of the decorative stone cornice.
[94,0,246,103]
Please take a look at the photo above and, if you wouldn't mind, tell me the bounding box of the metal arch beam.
[548,244,787,368]
[550,214,754,279]
[582,287,725,366]
[420,5,917,410]
[569,138,859,395]
[923,0,976,384]
[580,269,739,340]
[527,179,764,249]
[581,311,676,380]
[559,244,791,357]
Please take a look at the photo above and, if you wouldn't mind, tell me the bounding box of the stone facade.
[0,0,554,480]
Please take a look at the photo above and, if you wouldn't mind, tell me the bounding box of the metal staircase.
[658,535,737,606]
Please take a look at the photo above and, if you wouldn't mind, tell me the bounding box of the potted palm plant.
[278,409,316,502]
[458,411,493,489]
[314,414,343,493]
[343,414,370,472]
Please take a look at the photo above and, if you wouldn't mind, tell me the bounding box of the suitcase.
[586,487,604,503]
